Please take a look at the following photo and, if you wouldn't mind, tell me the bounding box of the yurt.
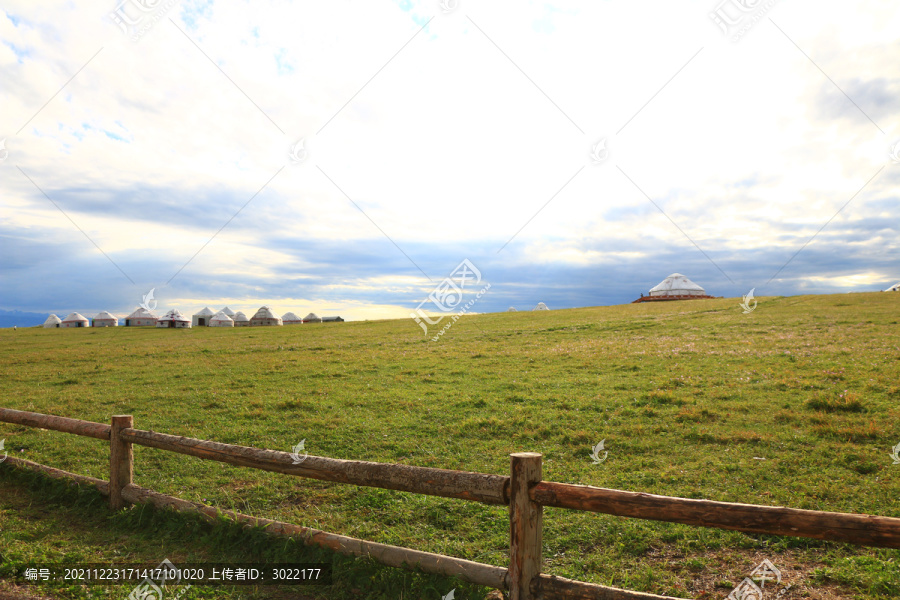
[507,307,517,312]
[282,312,303,325]
[124,307,158,326]
[156,309,191,328]
[885,281,900,292]
[302,312,322,323]
[250,306,282,326]
[533,303,549,311]
[192,307,216,327]
[220,306,236,317]
[92,311,118,327]
[633,273,717,303]
[209,310,234,327]
[649,273,705,297]
[232,311,250,327]
[61,312,90,328]
[43,314,62,328]
[321,316,344,322]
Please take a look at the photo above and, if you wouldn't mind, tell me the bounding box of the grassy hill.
[1,292,898,599]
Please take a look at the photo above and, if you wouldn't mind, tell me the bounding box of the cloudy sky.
[1,0,898,324]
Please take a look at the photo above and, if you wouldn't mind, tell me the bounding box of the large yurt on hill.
[157,309,191,328]
[533,302,549,311]
[632,273,718,303]
[43,314,62,328]
[125,307,158,326]
[282,312,303,325]
[886,281,900,292]
[92,311,118,327]
[250,306,282,326]
[507,307,517,312]
[232,311,250,327]
[192,307,216,327]
[302,312,322,323]
[61,312,90,328]
[209,310,234,327]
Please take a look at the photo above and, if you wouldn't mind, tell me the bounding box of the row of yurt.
[43,305,344,329]
[505,304,548,312]
[43,312,118,327]
[43,313,110,327]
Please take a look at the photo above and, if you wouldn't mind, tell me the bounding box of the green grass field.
[1,292,898,599]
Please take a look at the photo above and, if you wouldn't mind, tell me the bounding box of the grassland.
[0,292,898,599]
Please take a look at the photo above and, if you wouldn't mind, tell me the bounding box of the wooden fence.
[2,407,899,600]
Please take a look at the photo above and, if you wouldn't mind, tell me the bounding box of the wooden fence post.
[509,452,542,600]
[110,415,133,510]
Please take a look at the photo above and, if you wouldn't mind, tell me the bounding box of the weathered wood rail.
[2,407,900,600]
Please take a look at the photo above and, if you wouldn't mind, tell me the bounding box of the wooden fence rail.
[2,407,900,600]
[118,426,509,505]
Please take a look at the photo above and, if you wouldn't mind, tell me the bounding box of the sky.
[1,0,898,326]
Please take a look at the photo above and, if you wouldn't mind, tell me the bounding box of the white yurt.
[61,312,90,328]
[649,273,706,297]
[302,312,322,323]
[885,281,900,292]
[250,306,282,326]
[43,314,62,328]
[125,307,158,326]
[507,307,517,312]
[92,311,118,327]
[282,312,303,325]
[192,307,216,327]
[209,310,234,327]
[220,306,236,317]
[533,302,549,311]
[157,309,191,328]
[232,311,250,327]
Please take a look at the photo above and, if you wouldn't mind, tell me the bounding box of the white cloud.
[1,0,898,320]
